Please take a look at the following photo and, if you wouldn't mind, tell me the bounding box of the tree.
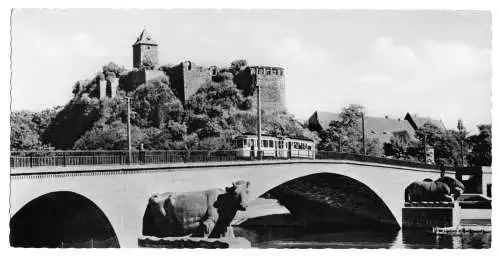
[455,119,469,166]
[131,77,183,128]
[11,111,43,151]
[230,59,248,72]
[383,136,408,159]
[73,121,144,150]
[405,122,462,166]
[467,124,492,166]
[317,104,380,155]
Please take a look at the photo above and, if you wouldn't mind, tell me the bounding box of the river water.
[233,199,492,249]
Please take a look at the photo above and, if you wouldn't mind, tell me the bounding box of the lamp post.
[125,96,132,164]
[361,112,366,155]
[254,73,262,160]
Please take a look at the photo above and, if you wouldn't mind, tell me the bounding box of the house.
[307,110,444,145]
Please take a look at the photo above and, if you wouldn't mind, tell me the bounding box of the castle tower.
[132,28,158,69]
[249,66,286,113]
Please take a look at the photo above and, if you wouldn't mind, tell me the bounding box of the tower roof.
[133,28,158,46]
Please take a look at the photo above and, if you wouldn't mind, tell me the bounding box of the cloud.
[272,37,327,72]
[370,37,416,68]
[356,37,491,130]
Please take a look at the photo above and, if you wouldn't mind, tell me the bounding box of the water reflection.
[234,226,491,249]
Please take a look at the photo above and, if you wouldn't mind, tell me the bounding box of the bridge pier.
[402,202,459,229]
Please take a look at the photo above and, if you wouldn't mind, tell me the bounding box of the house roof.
[404,113,446,130]
[310,111,340,131]
[363,116,416,143]
[133,28,158,46]
[308,111,416,144]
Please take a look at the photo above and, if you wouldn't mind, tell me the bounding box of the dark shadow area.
[234,225,399,249]
[10,191,119,248]
[265,173,400,230]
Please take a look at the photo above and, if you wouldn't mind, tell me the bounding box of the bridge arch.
[10,191,120,248]
[250,171,401,229]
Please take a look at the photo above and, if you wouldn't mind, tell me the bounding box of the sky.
[11,9,492,133]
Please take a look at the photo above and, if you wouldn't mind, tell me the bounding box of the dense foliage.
[317,104,383,156]
[10,108,59,150]
[467,124,492,166]
[13,60,316,151]
[383,120,492,167]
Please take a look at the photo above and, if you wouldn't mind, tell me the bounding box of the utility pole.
[255,74,262,160]
[361,112,366,155]
[125,96,132,164]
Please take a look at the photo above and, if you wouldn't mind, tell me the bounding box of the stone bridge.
[10,159,450,248]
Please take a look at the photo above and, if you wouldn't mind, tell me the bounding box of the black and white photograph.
[7,6,494,250]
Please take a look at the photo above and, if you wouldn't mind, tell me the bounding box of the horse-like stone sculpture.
[142,180,250,238]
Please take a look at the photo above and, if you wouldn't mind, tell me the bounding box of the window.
[236,140,244,148]
[270,140,274,147]
[263,140,268,147]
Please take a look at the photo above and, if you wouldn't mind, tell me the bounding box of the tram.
[232,133,315,159]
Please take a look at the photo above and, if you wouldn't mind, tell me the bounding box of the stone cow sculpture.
[143,180,250,238]
[435,176,465,200]
[404,176,464,202]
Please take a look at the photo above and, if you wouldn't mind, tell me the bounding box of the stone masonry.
[102,28,287,113]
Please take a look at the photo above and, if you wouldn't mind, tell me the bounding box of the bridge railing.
[315,151,437,170]
[10,150,442,170]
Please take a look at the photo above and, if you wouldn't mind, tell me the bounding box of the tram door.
[250,139,255,159]
[287,141,292,159]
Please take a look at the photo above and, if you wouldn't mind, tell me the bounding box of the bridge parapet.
[11,150,447,172]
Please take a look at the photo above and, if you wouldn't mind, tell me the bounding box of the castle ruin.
[104,29,287,113]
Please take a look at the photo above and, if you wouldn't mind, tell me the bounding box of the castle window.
[266,69,271,75]
[272,69,277,75]
[279,70,283,76]
[259,69,264,74]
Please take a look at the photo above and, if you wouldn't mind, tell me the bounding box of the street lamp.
[125,96,132,164]
[361,112,366,155]
[253,73,262,160]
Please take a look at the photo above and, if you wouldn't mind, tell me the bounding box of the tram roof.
[235,133,314,142]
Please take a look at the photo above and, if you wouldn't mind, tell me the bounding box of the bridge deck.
[11,159,447,178]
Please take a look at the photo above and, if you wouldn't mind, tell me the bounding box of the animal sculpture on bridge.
[404,176,464,202]
[143,180,250,239]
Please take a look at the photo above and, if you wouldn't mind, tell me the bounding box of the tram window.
[270,140,274,147]
[263,140,268,147]
[236,140,243,148]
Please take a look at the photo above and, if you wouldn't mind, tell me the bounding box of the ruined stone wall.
[180,61,212,103]
[164,64,185,103]
[120,69,166,92]
[250,66,286,113]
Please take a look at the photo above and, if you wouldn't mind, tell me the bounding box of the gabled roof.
[308,111,340,131]
[133,28,158,46]
[308,110,416,144]
[363,116,416,143]
[404,113,446,130]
